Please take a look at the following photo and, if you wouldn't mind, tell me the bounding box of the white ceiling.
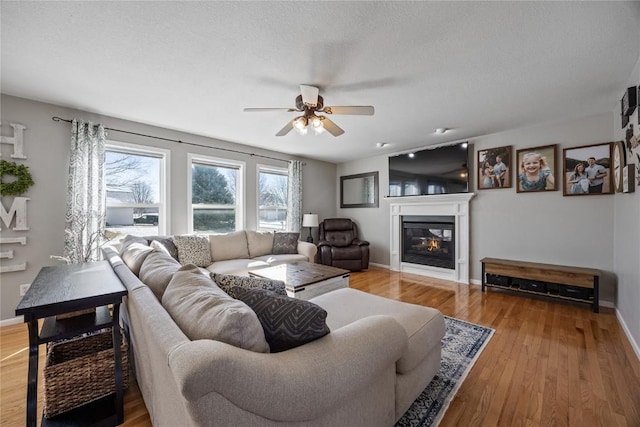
[2,1,639,164]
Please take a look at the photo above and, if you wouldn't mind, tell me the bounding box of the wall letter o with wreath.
[0,159,35,196]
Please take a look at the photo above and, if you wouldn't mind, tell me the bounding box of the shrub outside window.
[189,154,244,234]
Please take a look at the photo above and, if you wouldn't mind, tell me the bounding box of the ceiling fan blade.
[300,85,319,107]
[276,119,295,136]
[321,117,345,137]
[322,106,375,115]
[244,108,299,112]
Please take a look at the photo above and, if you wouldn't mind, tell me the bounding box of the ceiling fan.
[243,85,374,137]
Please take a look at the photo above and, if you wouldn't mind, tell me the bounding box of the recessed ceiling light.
[376,142,387,148]
[408,153,415,158]
[435,128,448,134]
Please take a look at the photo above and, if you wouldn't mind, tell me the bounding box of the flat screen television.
[388,142,469,197]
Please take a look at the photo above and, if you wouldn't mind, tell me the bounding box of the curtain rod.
[51,116,297,164]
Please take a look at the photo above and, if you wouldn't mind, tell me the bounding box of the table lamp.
[302,213,319,243]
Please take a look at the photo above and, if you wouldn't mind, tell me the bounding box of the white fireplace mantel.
[389,193,475,283]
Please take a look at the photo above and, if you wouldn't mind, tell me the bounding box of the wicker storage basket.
[44,329,129,418]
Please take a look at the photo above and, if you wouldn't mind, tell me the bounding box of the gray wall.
[0,95,336,321]
[612,56,640,355]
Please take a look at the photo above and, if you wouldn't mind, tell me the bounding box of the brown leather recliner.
[317,218,370,271]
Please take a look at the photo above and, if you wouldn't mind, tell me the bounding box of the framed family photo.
[477,145,512,190]
[562,142,613,196]
[516,144,557,193]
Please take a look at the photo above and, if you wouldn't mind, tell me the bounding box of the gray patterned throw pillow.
[210,273,286,298]
[232,287,330,353]
[272,232,299,254]
[173,235,211,267]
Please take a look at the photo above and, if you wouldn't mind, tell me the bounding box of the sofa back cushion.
[146,236,179,261]
[162,264,269,353]
[245,230,274,258]
[209,231,250,261]
[139,241,182,300]
[173,235,211,267]
[121,242,153,276]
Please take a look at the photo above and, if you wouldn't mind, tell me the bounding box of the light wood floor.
[2,267,639,426]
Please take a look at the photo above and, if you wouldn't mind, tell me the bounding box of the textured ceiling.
[2,1,639,163]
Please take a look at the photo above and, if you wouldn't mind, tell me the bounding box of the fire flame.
[426,239,440,252]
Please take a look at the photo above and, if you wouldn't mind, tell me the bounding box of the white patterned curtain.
[63,119,106,263]
[287,160,303,232]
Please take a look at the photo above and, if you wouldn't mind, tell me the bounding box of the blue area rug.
[395,316,494,427]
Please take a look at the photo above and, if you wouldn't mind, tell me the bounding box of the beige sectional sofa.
[104,230,445,426]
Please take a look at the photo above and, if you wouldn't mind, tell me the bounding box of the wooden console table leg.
[112,304,124,424]
[481,262,486,292]
[26,318,39,427]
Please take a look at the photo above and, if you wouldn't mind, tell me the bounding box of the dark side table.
[15,261,127,427]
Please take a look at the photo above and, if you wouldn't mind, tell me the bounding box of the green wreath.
[0,160,35,196]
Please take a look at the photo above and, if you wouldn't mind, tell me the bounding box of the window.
[257,165,288,231]
[188,154,244,234]
[104,142,169,236]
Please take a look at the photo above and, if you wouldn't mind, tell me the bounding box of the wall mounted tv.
[388,142,469,197]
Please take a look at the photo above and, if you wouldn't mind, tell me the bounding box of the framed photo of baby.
[516,144,558,193]
[562,142,613,196]
[477,145,512,190]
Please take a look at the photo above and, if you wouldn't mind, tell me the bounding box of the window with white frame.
[189,154,244,234]
[104,142,169,236]
[257,165,288,232]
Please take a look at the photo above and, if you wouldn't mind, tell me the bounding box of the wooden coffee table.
[248,261,350,300]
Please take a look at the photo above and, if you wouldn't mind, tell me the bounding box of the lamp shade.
[302,214,319,227]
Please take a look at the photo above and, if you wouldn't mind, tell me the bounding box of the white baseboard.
[0,316,23,327]
[616,309,640,362]
[368,262,389,269]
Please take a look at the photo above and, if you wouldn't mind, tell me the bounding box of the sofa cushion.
[254,254,308,266]
[245,230,274,258]
[233,287,330,353]
[139,241,182,300]
[211,272,286,298]
[206,259,270,275]
[272,232,299,254]
[147,237,179,261]
[173,235,211,267]
[311,288,445,374]
[121,242,153,276]
[119,235,148,256]
[162,264,269,353]
[209,231,250,261]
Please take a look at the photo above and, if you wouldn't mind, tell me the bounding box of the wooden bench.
[480,257,600,313]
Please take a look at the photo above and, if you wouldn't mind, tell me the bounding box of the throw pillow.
[209,231,250,261]
[245,230,274,258]
[232,287,330,353]
[173,235,211,267]
[139,241,182,300]
[121,242,153,276]
[162,264,269,353]
[211,272,286,298]
[272,232,299,255]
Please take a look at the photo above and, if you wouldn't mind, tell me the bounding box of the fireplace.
[402,216,455,269]
[389,193,474,283]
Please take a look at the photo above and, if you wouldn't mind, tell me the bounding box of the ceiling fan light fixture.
[293,116,308,130]
[310,116,323,129]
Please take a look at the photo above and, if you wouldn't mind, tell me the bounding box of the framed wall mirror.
[340,171,379,208]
